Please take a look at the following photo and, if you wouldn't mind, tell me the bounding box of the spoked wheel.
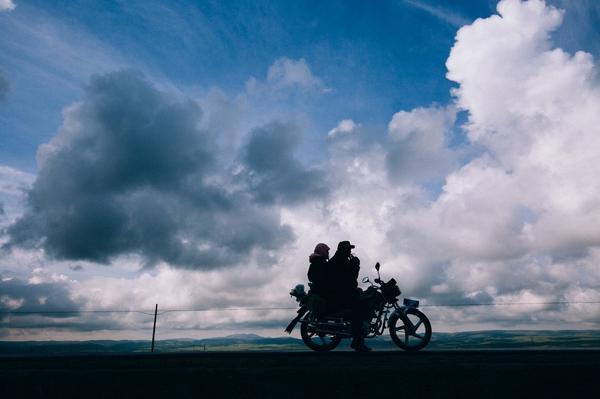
[300,317,342,352]
[388,307,432,351]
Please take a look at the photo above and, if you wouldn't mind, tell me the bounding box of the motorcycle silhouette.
[285,262,432,352]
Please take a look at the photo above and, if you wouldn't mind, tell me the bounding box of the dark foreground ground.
[1,350,599,399]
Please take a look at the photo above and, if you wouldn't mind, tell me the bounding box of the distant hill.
[431,330,600,350]
[1,330,598,356]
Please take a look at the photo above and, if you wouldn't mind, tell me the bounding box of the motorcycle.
[285,262,432,352]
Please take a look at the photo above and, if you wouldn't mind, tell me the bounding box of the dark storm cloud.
[6,70,293,268]
[0,276,79,315]
[242,122,328,204]
[0,71,9,103]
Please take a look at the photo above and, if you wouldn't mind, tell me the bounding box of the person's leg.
[349,295,371,351]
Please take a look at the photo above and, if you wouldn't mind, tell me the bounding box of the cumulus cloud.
[327,119,359,138]
[0,0,15,12]
[292,0,600,330]
[386,105,458,184]
[327,107,459,187]
[0,269,151,338]
[241,121,328,205]
[443,0,600,259]
[0,271,78,315]
[6,70,294,268]
[266,57,323,90]
[380,0,600,315]
[245,57,328,95]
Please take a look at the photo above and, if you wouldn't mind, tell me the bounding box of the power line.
[0,310,157,315]
[1,301,599,315]
[0,307,297,315]
[158,306,297,315]
[420,300,600,308]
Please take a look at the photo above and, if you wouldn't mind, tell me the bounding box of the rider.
[328,241,370,352]
[307,243,331,300]
[308,240,370,352]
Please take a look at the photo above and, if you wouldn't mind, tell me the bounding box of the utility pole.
[151,304,158,353]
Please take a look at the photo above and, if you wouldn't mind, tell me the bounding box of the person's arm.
[350,256,360,280]
[308,263,317,282]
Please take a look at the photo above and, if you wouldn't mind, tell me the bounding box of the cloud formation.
[443,0,600,259]
[0,270,78,316]
[379,0,600,315]
[0,166,34,221]
[7,70,293,268]
[265,57,323,90]
[327,119,359,138]
[241,121,328,205]
[3,0,600,337]
[245,57,328,95]
[287,0,600,330]
[386,105,458,184]
[0,0,15,12]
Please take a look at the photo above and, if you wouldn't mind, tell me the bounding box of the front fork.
[284,306,309,334]
[390,304,417,333]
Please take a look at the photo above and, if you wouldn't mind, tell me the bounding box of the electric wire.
[1,301,599,316]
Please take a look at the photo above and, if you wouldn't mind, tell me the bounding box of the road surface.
[1,350,598,398]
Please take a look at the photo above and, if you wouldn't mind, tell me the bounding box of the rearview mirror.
[375,262,380,271]
[362,277,370,283]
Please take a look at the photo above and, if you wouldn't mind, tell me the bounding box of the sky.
[0,0,599,340]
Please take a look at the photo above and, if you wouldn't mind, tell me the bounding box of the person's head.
[309,243,330,262]
[314,243,330,259]
[336,240,355,257]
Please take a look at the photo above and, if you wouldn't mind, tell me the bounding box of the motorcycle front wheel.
[300,317,342,352]
[388,308,432,351]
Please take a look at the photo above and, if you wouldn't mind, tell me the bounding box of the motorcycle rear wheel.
[388,308,431,351]
[300,318,342,352]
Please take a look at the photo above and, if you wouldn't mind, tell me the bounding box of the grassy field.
[1,330,598,356]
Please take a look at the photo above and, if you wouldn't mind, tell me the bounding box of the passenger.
[307,243,331,300]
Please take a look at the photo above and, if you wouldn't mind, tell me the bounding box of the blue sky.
[0,0,496,170]
[1,1,599,339]
[1,1,597,171]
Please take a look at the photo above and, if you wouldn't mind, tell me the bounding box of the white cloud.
[386,105,458,184]
[302,0,600,330]
[378,0,600,322]
[327,119,359,138]
[0,0,15,12]
[1,295,24,310]
[266,57,322,89]
[444,0,600,257]
[245,57,329,95]
[27,268,71,285]
[0,165,34,225]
